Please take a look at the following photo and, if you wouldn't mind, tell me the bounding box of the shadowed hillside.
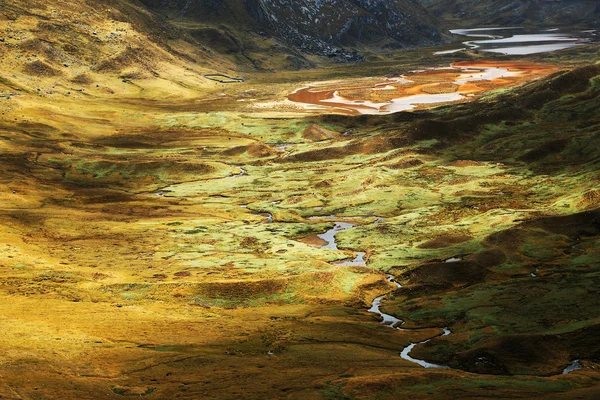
[141,0,445,62]
[421,0,600,28]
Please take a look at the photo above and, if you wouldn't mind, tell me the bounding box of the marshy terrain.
[1,0,600,399]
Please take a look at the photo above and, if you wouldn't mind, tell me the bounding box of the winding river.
[313,218,583,373]
[368,279,404,329]
[235,195,584,374]
[314,219,452,368]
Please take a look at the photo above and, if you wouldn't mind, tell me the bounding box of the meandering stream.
[314,219,452,368]
[368,275,403,329]
[235,199,584,375]
[229,166,247,178]
[313,218,583,373]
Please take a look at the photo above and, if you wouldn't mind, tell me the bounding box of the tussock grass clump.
[22,60,62,77]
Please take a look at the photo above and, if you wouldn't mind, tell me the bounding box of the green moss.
[321,382,353,400]
[184,226,208,235]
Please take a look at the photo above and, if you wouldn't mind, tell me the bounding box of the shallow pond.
[444,27,598,55]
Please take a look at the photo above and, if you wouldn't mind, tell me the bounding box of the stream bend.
[310,218,584,374]
[317,220,452,369]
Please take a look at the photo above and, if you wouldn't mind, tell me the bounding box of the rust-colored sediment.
[288,61,559,114]
[299,235,329,247]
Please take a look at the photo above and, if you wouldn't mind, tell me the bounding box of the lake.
[439,27,598,55]
[287,61,556,115]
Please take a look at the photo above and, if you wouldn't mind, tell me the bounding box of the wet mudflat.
[288,61,556,114]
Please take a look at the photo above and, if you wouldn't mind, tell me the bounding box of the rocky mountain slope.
[141,0,445,61]
[421,0,600,28]
[1,0,445,85]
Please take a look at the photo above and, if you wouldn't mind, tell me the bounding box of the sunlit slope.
[0,0,248,100]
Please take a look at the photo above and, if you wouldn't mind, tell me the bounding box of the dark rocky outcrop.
[141,0,444,60]
[421,0,600,27]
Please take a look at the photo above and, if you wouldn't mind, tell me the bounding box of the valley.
[1,0,600,399]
